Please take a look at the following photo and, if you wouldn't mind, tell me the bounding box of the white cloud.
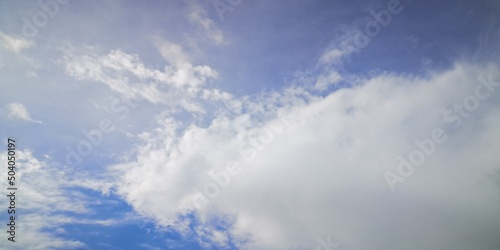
[0,151,79,249]
[185,0,227,45]
[318,25,377,68]
[153,39,190,67]
[109,62,500,249]
[0,149,125,249]
[61,43,223,112]
[319,48,345,65]
[314,70,342,90]
[7,102,41,123]
[153,39,220,88]
[0,31,34,53]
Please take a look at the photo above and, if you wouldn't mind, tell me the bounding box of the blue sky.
[1,0,500,249]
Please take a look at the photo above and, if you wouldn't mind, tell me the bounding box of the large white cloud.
[109,61,500,249]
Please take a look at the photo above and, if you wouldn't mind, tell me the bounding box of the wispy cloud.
[185,0,227,45]
[7,102,41,123]
[0,149,128,249]
[61,43,222,113]
[0,31,34,53]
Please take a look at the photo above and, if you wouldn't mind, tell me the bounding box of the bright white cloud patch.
[109,62,500,249]
[7,102,41,123]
